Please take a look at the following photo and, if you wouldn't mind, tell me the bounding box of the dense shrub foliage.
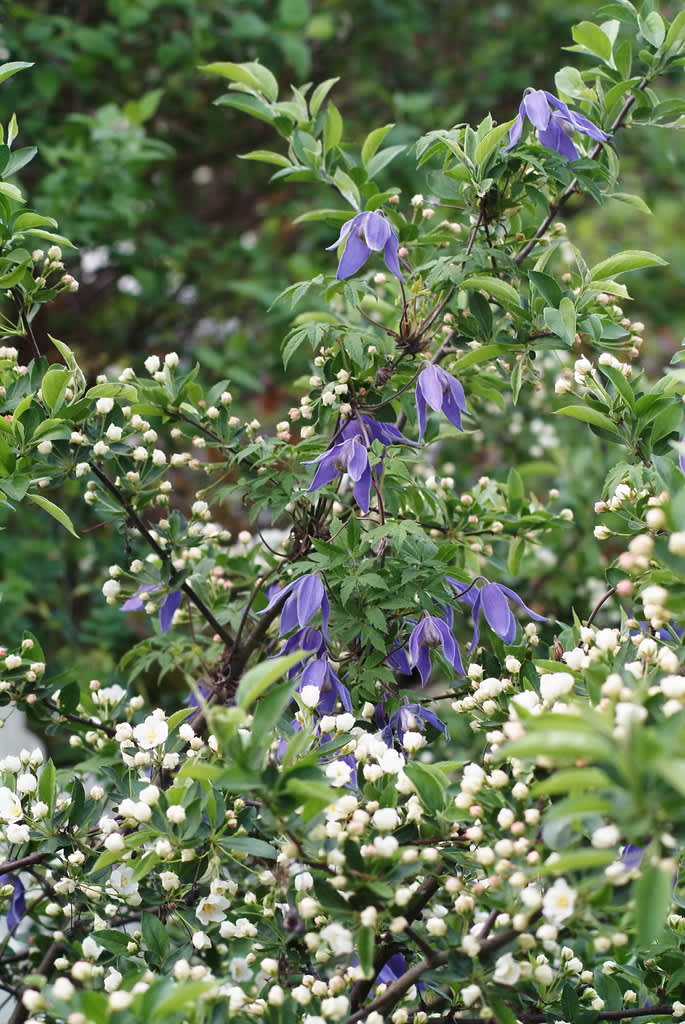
[1,3,685,1023]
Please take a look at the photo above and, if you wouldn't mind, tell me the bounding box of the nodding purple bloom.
[415,364,467,440]
[506,88,610,160]
[298,657,352,714]
[408,614,464,686]
[0,874,26,931]
[379,701,448,746]
[122,586,183,634]
[303,416,416,514]
[327,211,402,281]
[447,576,546,649]
[387,643,413,676]
[304,434,372,513]
[260,574,330,638]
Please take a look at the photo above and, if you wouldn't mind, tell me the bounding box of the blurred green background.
[0,0,683,690]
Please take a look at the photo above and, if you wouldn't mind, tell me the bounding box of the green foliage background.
[0,0,683,701]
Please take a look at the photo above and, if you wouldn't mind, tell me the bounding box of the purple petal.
[352,464,372,513]
[417,365,445,412]
[539,119,579,160]
[0,875,25,931]
[159,590,183,633]
[306,451,341,493]
[325,216,357,251]
[522,89,552,131]
[383,233,403,281]
[567,110,610,141]
[259,577,300,616]
[363,416,416,447]
[122,596,145,612]
[480,583,516,641]
[336,232,370,279]
[505,111,525,151]
[296,575,325,629]
[345,438,369,482]
[361,211,391,251]
[415,386,428,440]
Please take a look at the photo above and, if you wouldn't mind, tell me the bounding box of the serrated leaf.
[27,494,78,537]
[590,250,667,280]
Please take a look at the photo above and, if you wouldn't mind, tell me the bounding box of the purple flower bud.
[408,614,464,686]
[415,364,466,439]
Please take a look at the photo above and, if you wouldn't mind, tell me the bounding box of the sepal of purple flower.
[415,364,467,440]
[447,576,546,648]
[506,88,610,160]
[408,613,464,685]
[260,574,330,638]
[280,627,326,676]
[0,874,26,931]
[122,585,183,634]
[326,211,403,281]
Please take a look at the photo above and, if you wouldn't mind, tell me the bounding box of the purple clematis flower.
[327,211,402,281]
[0,874,26,931]
[260,573,330,638]
[378,701,448,746]
[447,576,546,648]
[280,627,326,676]
[505,88,610,160]
[298,657,352,714]
[122,586,183,634]
[415,364,467,440]
[408,614,464,686]
[304,434,372,513]
[303,415,416,514]
[620,844,645,871]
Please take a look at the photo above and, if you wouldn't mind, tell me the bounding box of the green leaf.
[543,298,576,346]
[461,275,522,317]
[202,61,278,101]
[555,405,621,437]
[507,466,524,513]
[323,102,343,152]
[650,401,682,444]
[357,927,375,976]
[26,494,78,537]
[85,382,138,402]
[0,182,23,202]
[474,119,514,166]
[656,758,685,797]
[361,123,395,167]
[293,208,350,225]
[665,9,685,54]
[366,144,405,179]
[221,835,278,859]
[0,61,34,85]
[571,21,614,63]
[309,77,339,117]
[639,11,666,48]
[214,93,275,124]
[41,366,70,412]
[239,149,291,167]
[532,767,613,797]
[451,343,509,371]
[590,250,667,280]
[403,761,446,811]
[235,652,303,709]
[38,759,56,815]
[141,912,170,959]
[635,862,672,946]
[538,849,615,873]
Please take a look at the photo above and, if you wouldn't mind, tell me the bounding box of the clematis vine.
[505,88,610,160]
[326,210,402,280]
[122,586,183,633]
[408,613,464,685]
[447,575,546,648]
[260,573,330,638]
[415,363,467,439]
